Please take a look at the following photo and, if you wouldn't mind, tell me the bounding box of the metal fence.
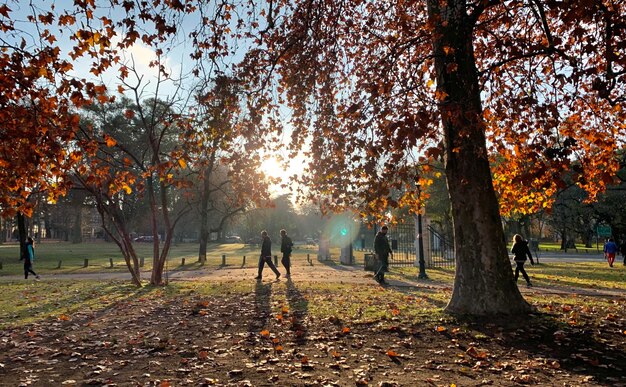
[427,225,455,268]
[352,221,456,269]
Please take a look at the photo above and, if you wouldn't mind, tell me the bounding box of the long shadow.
[286,278,309,345]
[453,311,626,385]
[247,280,273,334]
[319,259,362,272]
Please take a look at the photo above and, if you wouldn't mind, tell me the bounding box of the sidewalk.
[3,261,624,299]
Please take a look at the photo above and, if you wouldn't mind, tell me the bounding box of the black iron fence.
[427,225,455,268]
[351,221,456,269]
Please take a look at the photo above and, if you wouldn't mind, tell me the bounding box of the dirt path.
[3,261,625,299]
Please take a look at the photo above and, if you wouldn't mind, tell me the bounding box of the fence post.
[57,260,62,269]
[0,261,2,270]
[140,256,144,267]
[307,253,310,264]
[83,259,88,268]
[222,254,226,266]
[243,255,246,265]
[181,258,185,266]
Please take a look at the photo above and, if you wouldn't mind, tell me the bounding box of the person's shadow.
[248,280,272,334]
[286,278,309,345]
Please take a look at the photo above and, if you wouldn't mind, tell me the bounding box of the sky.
[6,0,304,195]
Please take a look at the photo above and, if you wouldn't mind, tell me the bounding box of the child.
[511,234,535,287]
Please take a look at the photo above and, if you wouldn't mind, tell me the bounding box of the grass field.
[0,241,328,276]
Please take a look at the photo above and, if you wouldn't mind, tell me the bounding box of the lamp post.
[417,183,428,279]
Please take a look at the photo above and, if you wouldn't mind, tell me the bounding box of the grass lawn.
[1,270,625,386]
[0,241,325,276]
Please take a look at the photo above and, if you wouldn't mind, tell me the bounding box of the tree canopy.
[1,0,625,313]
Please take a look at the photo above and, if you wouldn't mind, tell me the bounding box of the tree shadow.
[319,259,361,272]
[453,312,626,384]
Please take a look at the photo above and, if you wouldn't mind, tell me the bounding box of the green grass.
[0,241,326,276]
[392,261,626,291]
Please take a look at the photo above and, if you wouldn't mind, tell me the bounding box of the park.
[1,240,625,386]
[1,0,626,386]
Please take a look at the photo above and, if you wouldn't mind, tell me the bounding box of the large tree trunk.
[428,0,531,315]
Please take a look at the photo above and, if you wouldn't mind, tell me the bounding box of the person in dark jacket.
[280,229,293,278]
[511,234,534,287]
[603,238,618,267]
[20,237,40,280]
[374,225,393,285]
[255,230,281,280]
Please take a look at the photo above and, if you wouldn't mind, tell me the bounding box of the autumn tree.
[189,75,273,262]
[232,0,626,315]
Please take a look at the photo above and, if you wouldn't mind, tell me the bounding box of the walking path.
[2,260,625,299]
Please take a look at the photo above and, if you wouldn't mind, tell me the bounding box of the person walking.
[255,230,281,280]
[511,234,534,287]
[20,237,40,280]
[280,229,293,278]
[603,237,618,268]
[374,225,393,285]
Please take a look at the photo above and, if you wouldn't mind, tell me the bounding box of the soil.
[1,264,625,386]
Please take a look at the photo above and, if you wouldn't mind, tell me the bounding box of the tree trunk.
[428,0,531,315]
[17,212,27,257]
[198,155,216,263]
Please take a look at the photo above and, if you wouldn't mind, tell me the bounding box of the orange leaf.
[300,356,309,364]
[260,330,270,338]
[198,351,208,359]
[386,349,398,358]
[435,326,447,332]
[160,381,171,387]
[104,135,116,147]
[392,308,400,316]
[466,346,487,359]
[58,314,71,321]
[275,345,283,352]
[342,327,350,334]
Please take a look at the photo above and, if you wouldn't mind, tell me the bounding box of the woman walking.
[511,234,534,287]
[20,237,40,280]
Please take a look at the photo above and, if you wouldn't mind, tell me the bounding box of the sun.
[261,155,289,180]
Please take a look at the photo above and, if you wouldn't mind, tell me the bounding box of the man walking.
[374,226,393,285]
[256,230,281,280]
[280,229,293,278]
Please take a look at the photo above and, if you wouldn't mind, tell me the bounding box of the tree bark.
[428,0,531,314]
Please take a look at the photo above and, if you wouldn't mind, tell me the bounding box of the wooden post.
[307,253,310,263]
[181,258,186,266]
[109,258,114,268]
[0,261,3,270]
[140,256,145,267]
[243,255,246,265]
[222,254,226,266]
[83,259,88,268]
[57,260,62,269]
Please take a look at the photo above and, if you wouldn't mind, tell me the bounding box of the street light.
[417,183,428,279]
